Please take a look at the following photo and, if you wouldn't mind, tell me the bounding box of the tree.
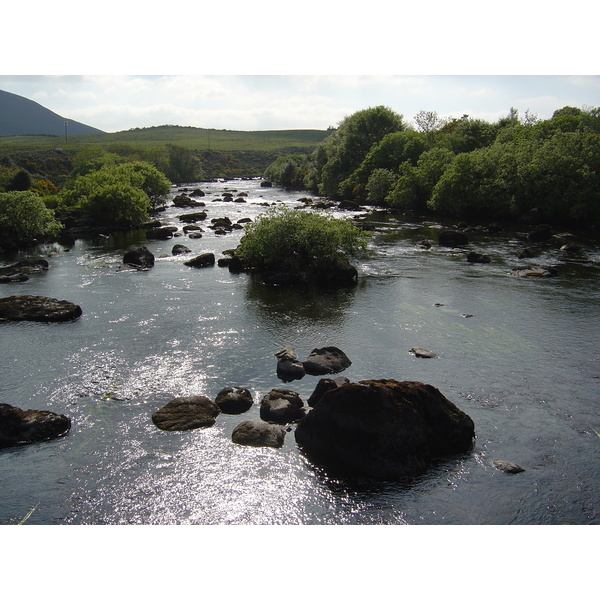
[315,106,405,198]
[58,162,166,226]
[414,110,447,139]
[339,130,426,198]
[165,144,203,183]
[365,169,397,205]
[0,191,62,245]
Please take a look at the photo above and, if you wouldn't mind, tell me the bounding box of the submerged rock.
[0,403,71,448]
[303,346,352,376]
[510,265,558,278]
[409,347,438,358]
[295,379,475,479]
[232,420,286,448]
[493,459,525,474]
[466,252,491,264]
[0,295,82,322]
[151,395,220,431]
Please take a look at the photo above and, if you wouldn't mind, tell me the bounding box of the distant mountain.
[0,89,104,137]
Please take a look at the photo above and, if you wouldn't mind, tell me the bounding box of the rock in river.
[184,253,215,268]
[232,420,286,448]
[260,389,305,424]
[123,246,155,269]
[0,403,71,448]
[274,345,306,382]
[295,379,475,479]
[303,346,352,376]
[0,295,82,322]
[409,347,438,358]
[493,459,525,474]
[152,395,220,431]
[214,386,254,414]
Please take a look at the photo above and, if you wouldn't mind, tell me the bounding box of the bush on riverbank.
[263,105,600,228]
[0,190,62,247]
[234,205,368,278]
[58,161,170,227]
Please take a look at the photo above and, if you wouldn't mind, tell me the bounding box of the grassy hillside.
[0,125,331,154]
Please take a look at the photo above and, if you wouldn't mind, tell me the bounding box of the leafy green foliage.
[0,190,62,243]
[235,206,369,276]
[315,106,405,198]
[262,154,307,188]
[164,144,203,183]
[365,169,397,205]
[59,160,169,226]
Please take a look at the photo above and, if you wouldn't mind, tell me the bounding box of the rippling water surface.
[1,179,599,525]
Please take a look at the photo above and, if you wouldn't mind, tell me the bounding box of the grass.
[0,125,331,154]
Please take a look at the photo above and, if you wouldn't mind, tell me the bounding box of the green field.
[0,125,331,153]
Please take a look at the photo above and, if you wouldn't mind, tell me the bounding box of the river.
[1,178,599,525]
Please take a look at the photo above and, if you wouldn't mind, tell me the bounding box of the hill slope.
[0,89,104,137]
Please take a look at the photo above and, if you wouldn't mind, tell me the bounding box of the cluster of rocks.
[0,258,49,284]
[274,345,352,382]
[408,222,593,279]
[149,371,477,479]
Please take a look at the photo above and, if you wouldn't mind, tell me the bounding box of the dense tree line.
[263,105,600,227]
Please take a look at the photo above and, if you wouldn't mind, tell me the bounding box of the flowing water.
[1,178,599,525]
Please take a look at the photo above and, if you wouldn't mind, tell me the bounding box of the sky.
[2,2,598,134]
[1,74,598,133]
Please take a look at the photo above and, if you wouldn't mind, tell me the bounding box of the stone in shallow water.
[152,395,220,431]
[295,379,475,479]
[409,347,437,358]
[0,403,71,448]
[232,420,286,448]
[214,387,253,414]
[302,346,352,376]
[493,459,525,474]
[0,295,82,322]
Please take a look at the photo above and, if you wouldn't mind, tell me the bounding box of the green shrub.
[0,190,62,244]
[235,205,368,276]
[59,160,169,226]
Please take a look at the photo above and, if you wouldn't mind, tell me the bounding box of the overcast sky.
[1,2,598,133]
[2,74,598,133]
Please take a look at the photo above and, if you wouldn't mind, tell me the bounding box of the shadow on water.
[243,274,358,329]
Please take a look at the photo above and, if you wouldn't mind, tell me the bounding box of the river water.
[1,178,599,525]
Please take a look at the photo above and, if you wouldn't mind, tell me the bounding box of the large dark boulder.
[295,379,475,479]
[214,386,253,414]
[0,403,71,448]
[151,395,220,431]
[0,295,82,322]
[232,420,286,448]
[260,389,305,424]
[123,246,155,268]
[303,346,352,376]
